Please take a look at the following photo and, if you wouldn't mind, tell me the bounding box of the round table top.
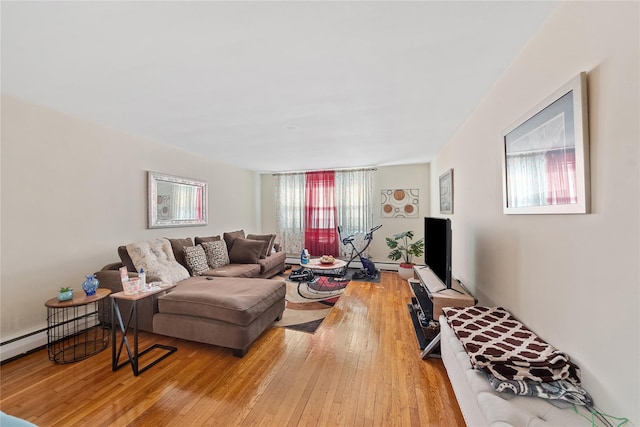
[305,258,347,270]
[45,288,111,308]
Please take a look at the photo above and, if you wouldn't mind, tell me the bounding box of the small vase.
[82,274,99,296]
[58,289,73,301]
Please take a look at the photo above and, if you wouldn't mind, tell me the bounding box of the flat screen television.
[424,217,452,290]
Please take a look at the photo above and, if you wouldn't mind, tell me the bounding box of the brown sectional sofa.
[96,230,287,356]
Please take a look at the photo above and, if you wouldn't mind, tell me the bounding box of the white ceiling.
[1,1,558,173]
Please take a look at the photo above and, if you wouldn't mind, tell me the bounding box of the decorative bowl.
[320,255,335,264]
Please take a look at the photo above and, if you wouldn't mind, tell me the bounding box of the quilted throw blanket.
[443,306,581,384]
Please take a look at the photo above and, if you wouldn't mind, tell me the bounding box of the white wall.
[431,2,639,422]
[260,163,430,265]
[371,164,430,265]
[0,96,259,358]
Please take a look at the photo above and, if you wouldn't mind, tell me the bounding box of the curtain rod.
[272,166,377,176]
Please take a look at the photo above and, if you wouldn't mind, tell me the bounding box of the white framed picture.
[439,169,453,214]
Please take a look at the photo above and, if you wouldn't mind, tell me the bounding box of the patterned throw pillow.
[183,245,209,276]
[202,240,230,269]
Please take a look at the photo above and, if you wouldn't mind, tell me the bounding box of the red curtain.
[304,171,339,257]
[196,187,202,219]
[546,149,577,205]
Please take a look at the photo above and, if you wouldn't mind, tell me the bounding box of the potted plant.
[58,287,74,302]
[385,231,425,279]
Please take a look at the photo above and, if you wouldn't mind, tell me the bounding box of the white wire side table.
[44,288,111,364]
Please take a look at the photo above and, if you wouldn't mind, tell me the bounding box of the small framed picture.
[439,169,453,214]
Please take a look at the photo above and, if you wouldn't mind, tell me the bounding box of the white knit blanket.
[125,238,190,284]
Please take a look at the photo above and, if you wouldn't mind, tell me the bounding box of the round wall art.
[381,189,419,218]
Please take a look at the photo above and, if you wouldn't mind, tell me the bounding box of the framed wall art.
[381,189,419,218]
[148,171,208,228]
[439,169,453,214]
[501,72,590,214]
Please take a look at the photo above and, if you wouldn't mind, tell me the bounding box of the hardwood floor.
[0,272,465,426]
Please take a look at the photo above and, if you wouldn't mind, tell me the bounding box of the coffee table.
[306,258,347,277]
[296,258,349,299]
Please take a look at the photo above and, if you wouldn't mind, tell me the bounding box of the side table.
[111,285,177,376]
[45,288,111,364]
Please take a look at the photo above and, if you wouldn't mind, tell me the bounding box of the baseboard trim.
[284,257,419,272]
[1,331,48,363]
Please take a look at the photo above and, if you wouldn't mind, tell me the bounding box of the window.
[275,169,374,256]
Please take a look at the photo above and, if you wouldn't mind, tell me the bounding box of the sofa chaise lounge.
[96,230,287,356]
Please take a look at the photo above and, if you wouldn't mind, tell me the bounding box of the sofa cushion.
[167,237,194,271]
[126,238,190,284]
[246,233,276,258]
[118,246,137,272]
[202,240,230,268]
[223,229,245,252]
[194,235,221,245]
[157,277,286,326]
[258,250,287,274]
[201,263,261,278]
[228,238,265,264]
[184,245,209,276]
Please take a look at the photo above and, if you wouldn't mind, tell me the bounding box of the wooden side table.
[45,288,111,364]
[111,285,177,376]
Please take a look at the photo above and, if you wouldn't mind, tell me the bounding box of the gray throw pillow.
[194,235,221,245]
[246,233,276,258]
[223,230,246,252]
[183,245,209,276]
[228,238,265,264]
[202,240,230,268]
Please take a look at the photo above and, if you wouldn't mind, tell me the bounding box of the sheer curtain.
[274,168,374,256]
[275,173,305,255]
[335,169,374,257]
[506,153,547,207]
[171,184,202,220]
[305,171,339,256]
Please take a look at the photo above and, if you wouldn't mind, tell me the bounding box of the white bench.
[439,315,594,426]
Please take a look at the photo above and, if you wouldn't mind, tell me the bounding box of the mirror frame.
[148,171,208,229]
[501,72,590,214]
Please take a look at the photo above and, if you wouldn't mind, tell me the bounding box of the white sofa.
[439,315,595,426]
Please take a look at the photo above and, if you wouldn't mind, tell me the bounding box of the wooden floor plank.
[0,271,465,426]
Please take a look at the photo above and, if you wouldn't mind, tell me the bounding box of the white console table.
[408,266,476,359]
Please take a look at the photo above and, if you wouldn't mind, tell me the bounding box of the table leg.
[420,332,441,359]
[111,297,176,376]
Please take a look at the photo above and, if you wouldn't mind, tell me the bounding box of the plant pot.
[397,263,415,280]
[58,290,73,301]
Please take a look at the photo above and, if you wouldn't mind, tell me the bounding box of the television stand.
[434,286,463,295]
[408,266,476,359]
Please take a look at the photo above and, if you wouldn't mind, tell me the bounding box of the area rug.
[274,277,349,333]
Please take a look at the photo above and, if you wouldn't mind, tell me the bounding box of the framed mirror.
[502,72,590,214]
[148,171,208,228]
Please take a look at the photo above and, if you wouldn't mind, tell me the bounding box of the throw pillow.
[183,245,210,276]
[195,235,221,245]
[202,240,230,268]
[246,233,276,258]
[167,237,194,272]
[223,229,245,252]
[228,238,266,264]
[125,238,190,284]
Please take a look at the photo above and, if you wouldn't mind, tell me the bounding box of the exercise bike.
[338,224,382,280]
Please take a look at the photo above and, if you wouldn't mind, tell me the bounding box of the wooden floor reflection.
[0,271,464,426]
